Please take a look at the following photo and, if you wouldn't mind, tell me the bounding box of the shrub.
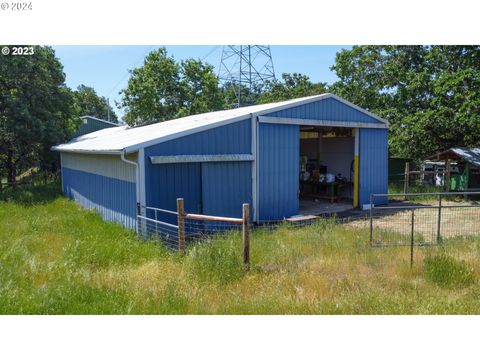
[423,253,475,288]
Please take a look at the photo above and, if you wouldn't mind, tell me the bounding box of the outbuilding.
[73,115,119,138]
[53,94,389,229]
[428,147,480,191]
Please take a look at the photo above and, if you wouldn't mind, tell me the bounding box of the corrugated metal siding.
[144,120,252,222]
[359,128,388,205]
[62,167,136,228]
[145,119,251,155]
[144,163,202,225]
[61,152,136,182]
[258,123,299,221]
[264,97,382,124]
[201,162,252,218]
[73,117,118,138]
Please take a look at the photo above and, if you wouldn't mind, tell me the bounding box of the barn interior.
[298,126,355,216]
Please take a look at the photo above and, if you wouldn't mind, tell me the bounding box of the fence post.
[404,162,410,200]
[369,194,374,245]
[437,194,442,244]
[177,198,186,255]
[242,203,250,270]
[445,159,451,192]
[136,202,141,235]
[410,209,415,268]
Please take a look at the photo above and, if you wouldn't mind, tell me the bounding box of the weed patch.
[424,253,475,288]
[185,233,245,285]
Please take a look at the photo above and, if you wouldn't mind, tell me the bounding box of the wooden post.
[410,209,415,268]
[177,198,186,255]
[403,162,410,200]
[242,203,250,270]
[437,194,442,244]
[445,159,451,192]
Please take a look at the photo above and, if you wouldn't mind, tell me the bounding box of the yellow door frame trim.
[353,128,360,207]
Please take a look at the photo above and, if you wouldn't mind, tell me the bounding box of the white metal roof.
[52,93,387,154]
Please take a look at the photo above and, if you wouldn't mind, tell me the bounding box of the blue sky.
[53,45,351,119]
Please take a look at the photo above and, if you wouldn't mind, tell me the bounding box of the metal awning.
[150,154,254,164]
[429,147,480,167]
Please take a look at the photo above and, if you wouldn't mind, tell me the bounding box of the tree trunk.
[6,150,16,187]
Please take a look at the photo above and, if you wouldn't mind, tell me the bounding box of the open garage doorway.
[298,126,356,216]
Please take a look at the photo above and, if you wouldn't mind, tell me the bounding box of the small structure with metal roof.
[429,147,480,191]
[72,115,119,138]
[430,147,480,167]
[53,93,389,229]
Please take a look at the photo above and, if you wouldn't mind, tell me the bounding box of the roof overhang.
[428,148,480,167]
[428,149,462,161]
[51,147,123,155]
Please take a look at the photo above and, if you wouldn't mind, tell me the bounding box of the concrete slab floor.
[298,198,354,216]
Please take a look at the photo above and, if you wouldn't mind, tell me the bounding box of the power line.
[201,45,221,61]
[106,45,155,99]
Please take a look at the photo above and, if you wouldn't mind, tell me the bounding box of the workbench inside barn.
[300,179,352,203]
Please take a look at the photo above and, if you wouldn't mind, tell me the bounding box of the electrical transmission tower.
[218,45,275,107]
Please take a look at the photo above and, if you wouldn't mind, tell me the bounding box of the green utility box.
[450,164,469,191]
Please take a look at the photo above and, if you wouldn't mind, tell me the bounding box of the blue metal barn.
[53,94,388,229]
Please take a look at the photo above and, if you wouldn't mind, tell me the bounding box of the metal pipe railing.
[372,191,480,197]
[141,205,178,215]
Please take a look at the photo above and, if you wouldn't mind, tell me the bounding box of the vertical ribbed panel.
[144,163,202,225]
[359,128,389,206]
[201,162,252,218]
[265,97,382,124]
[62,167,136,229]
[258,123,299,221]
[145,119,251,156]
[144,119,252,222]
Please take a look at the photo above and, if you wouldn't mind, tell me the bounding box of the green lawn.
[1,182,480,314]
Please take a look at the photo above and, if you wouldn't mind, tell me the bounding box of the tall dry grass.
[1,182,480,314]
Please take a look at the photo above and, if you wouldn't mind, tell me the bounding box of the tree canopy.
[330,45,480,160]
[73,84,118,123]
[0,46,78,183]
[258,73,327,104]
[119,48,225,126]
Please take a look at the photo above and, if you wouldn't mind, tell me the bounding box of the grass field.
[1,182,480,314]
